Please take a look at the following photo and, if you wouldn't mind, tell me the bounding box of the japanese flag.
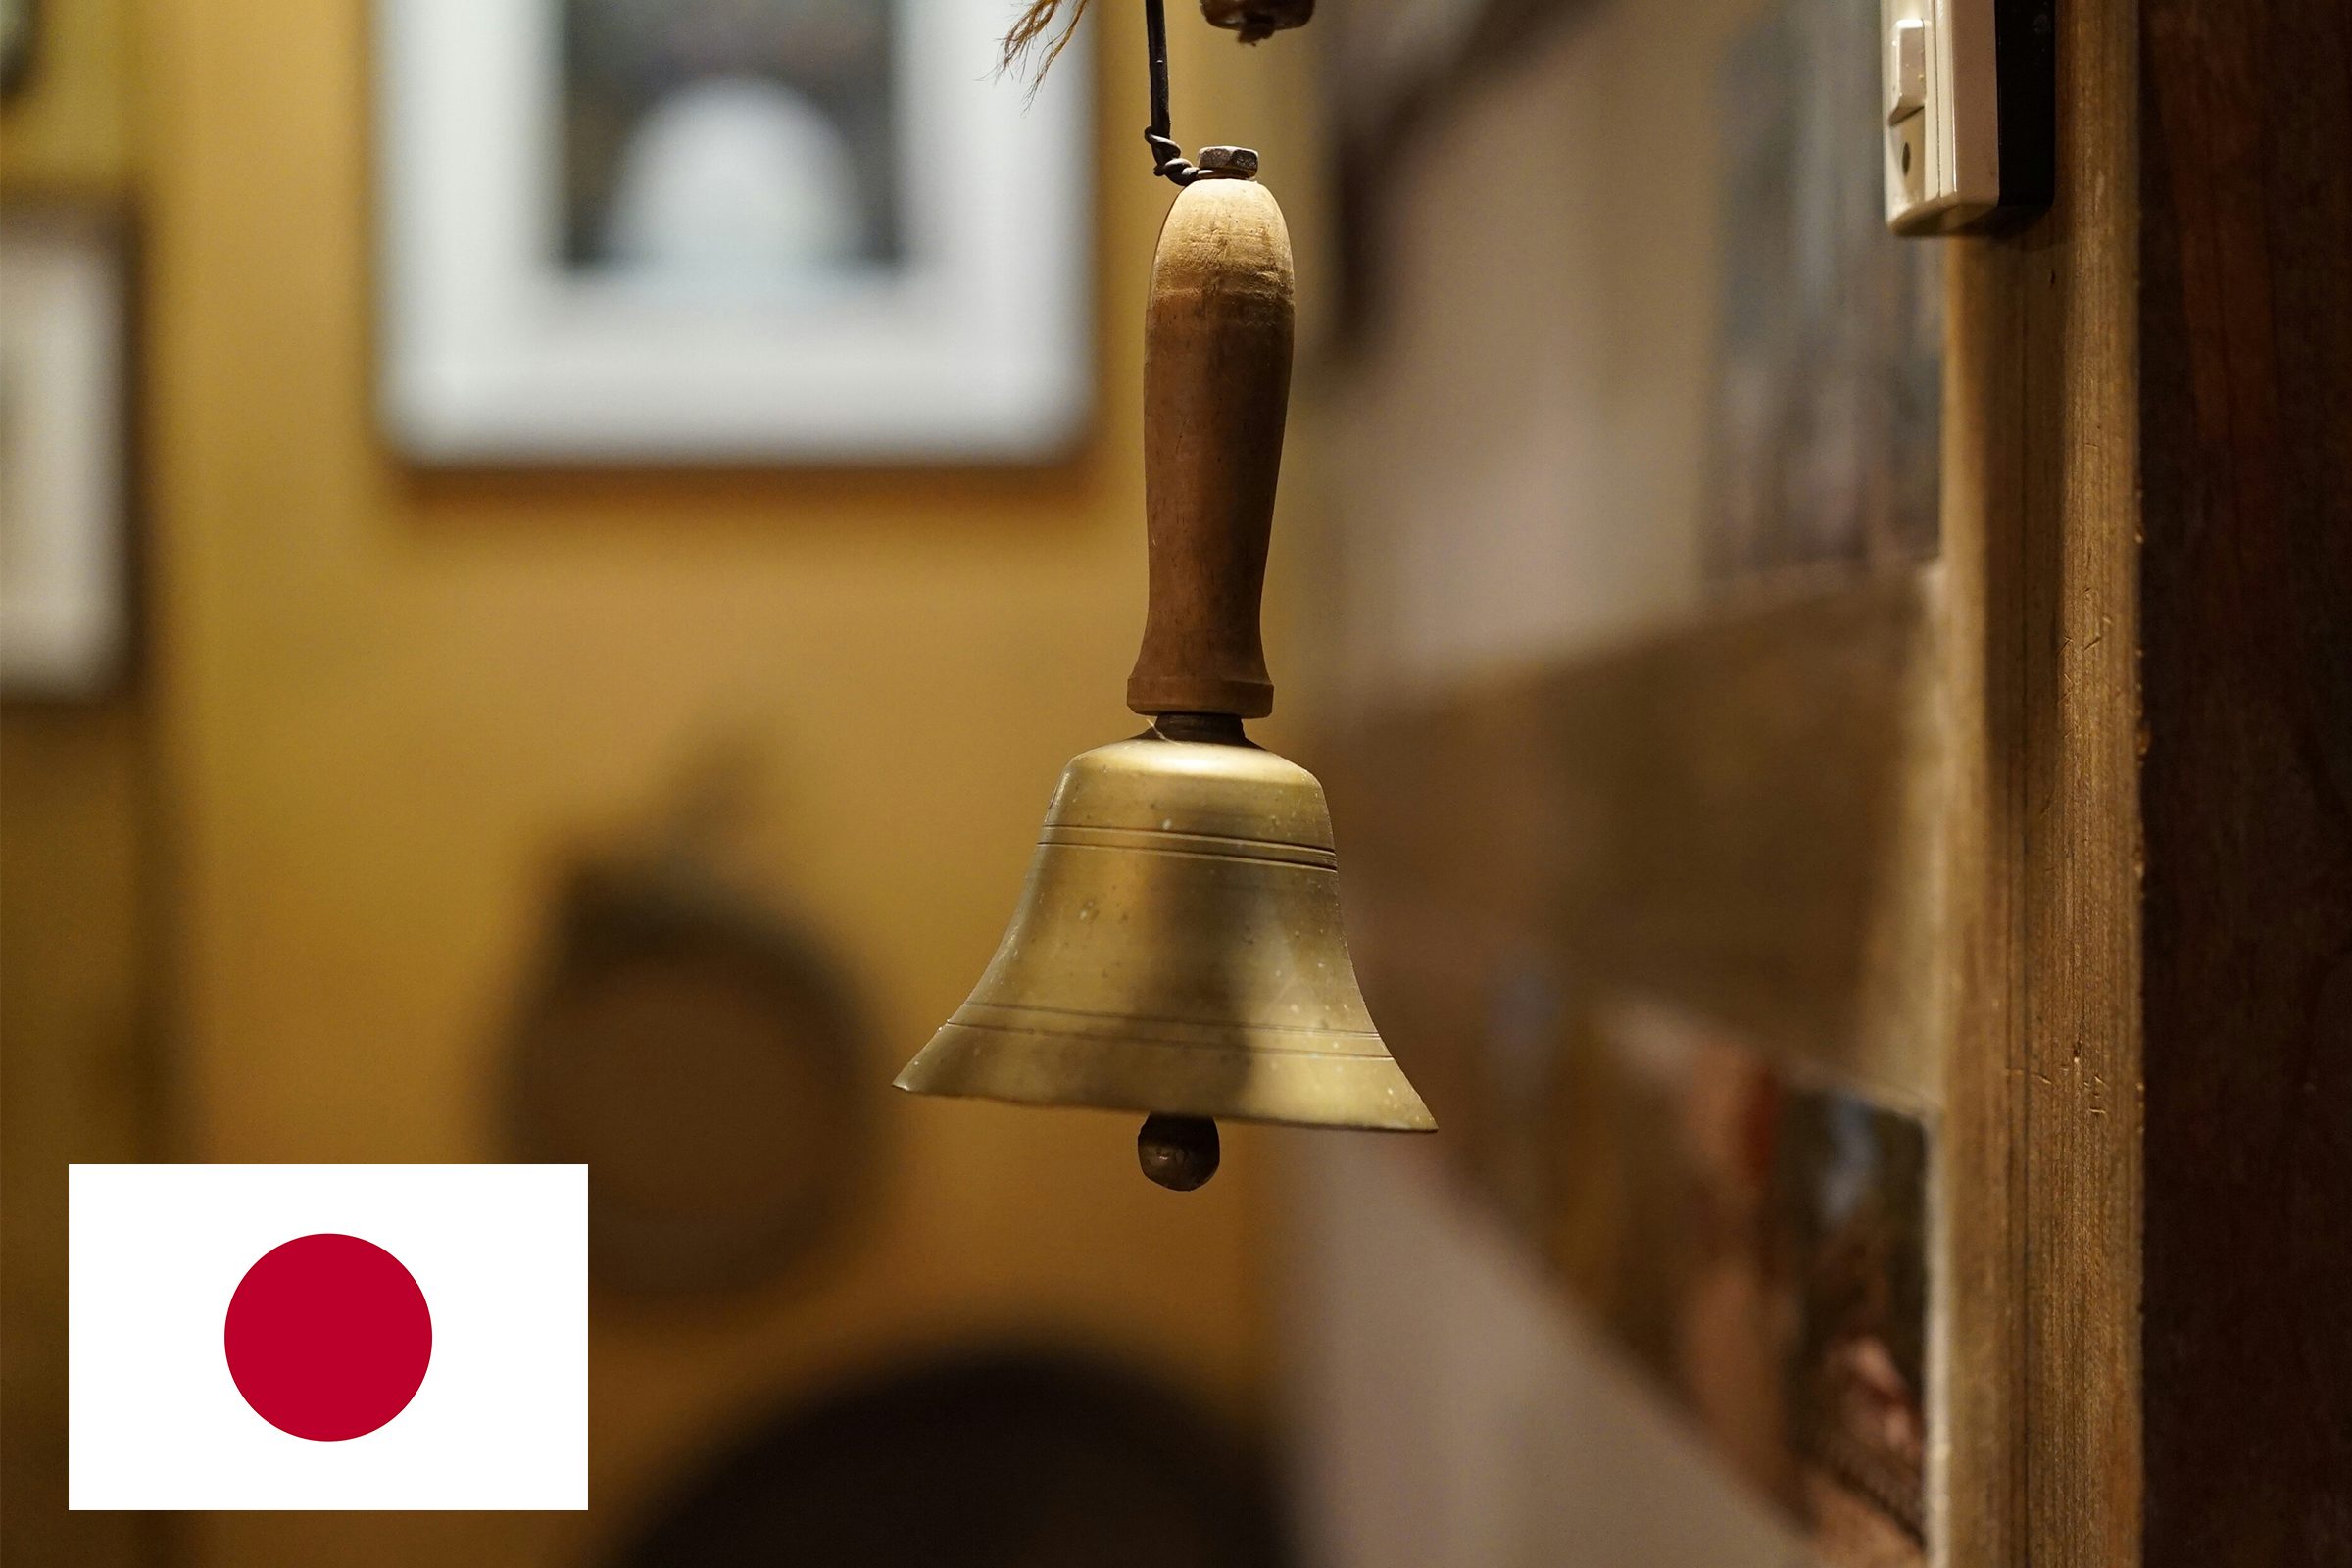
[69,1164,587,1510]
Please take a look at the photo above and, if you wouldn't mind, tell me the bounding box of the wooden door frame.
[1944,0,2350,1559]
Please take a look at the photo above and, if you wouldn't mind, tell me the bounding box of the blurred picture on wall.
[376,0,1092,464]
[1705,0,1942,583]
[1544,998,1932,1566]
[0,211,126,698]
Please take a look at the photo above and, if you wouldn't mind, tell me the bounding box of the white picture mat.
[0,218,125,695]
[376,0,1093,463]
[69,1163,588,1511]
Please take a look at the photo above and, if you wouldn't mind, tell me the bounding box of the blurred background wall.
[7,0,1972,1563]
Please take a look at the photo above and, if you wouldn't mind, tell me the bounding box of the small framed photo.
[0,211,128,697]
[376,1,1093,465]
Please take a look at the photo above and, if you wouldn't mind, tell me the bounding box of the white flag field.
[70,1163,587,1510]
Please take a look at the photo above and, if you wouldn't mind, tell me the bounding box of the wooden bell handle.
[1127,176,1295,720]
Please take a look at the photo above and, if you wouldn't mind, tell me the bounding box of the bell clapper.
[1139,1114,1221,1190]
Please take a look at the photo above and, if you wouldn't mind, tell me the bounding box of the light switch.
[1882,0,2054,235]
[1886,17,1926,124]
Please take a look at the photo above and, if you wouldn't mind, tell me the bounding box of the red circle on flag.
[223,1233,432,1442]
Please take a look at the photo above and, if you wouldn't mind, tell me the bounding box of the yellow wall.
[62,1,1332,1562]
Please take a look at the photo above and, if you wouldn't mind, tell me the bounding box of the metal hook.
[1143,0,1201,184]
[1144,0,1260,185]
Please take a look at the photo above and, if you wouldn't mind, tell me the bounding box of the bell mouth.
[893,728,1437,1137]
[896,1017,1436,1134]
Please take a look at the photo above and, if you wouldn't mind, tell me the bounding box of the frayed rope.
[1000,0,1093,84]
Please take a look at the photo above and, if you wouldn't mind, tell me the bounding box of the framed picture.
[1704,0,1941,583]
[375,0,1093,465]
[0,211,128,697]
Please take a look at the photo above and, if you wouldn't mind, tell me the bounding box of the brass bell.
[895,165,1436,1188]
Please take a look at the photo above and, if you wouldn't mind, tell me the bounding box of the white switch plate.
[1883,0,2053,234]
